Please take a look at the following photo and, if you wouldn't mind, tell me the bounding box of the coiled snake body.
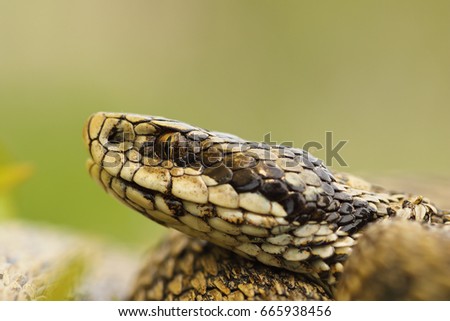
[83,112,450,299]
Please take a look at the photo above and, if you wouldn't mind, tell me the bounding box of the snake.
[82,111,450,298]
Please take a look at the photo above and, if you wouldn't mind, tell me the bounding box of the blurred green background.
[1,0,449,246]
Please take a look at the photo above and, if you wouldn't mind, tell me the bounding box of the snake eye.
[155,132,189,161]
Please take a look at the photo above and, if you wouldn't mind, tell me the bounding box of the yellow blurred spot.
[41,256,87,301]
[0,163,34,193]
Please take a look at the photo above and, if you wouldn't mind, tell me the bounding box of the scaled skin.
[83,112,450,294]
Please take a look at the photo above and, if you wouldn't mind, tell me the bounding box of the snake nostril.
[97,118,135,153]
[108,127,125,144]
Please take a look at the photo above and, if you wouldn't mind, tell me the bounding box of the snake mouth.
[86,158,161,220]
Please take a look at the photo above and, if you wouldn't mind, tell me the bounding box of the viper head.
[83,112,354,285]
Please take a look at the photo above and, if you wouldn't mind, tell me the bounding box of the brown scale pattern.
[131,220,450,300]
[130,231,331,301]
[336,219,450,300]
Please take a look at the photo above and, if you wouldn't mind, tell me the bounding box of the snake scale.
[83,112,450,299]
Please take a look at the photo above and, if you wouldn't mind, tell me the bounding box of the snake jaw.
[83,111,447,289]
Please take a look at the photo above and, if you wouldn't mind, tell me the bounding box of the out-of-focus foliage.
[0,164,34,194]
[41,256,86,301]
[0,1,449,244]
[0,146,34,219]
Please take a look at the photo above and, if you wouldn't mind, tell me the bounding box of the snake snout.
[83,112,140,166]
[82,114,94,150]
